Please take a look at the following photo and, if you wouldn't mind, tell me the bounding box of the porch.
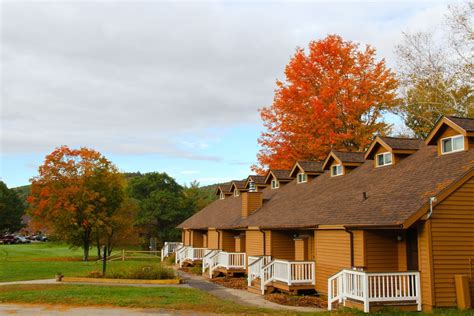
[161,242,182,259]
[328,269,422,313]
[175,245,207,267]
[203,250,246,278]
[247,256,316,295]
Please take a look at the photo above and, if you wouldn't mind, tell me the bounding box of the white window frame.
[376,152,393,167]
[271,179,279,189]
[331,164,343,177]
[297,172,307,184]
[219,191,225,200]
[441,135,465,154]
[234,189,240,197]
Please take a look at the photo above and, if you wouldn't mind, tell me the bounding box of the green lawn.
[0,243,156,282]
[0,284,308,315]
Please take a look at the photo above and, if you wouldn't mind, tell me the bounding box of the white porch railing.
[161,242,182,259]
[261,259,315,294]
[328,269,421,313]
[175,246,207,267]
[208,251,246,278]
[202,250,220,275]
[247,256,271,286]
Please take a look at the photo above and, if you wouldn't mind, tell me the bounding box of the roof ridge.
[380,136,422,141]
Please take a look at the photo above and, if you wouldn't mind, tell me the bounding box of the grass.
[0,284,303,315]
[0,243,157,282]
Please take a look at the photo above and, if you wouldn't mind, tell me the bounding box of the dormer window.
[234,189,240,197]
[331,164,343,177]
[376,152,393,167]
[271,179,279,189]
[297,173,307,183]
[219,192,225,200]
[441,135,464,154]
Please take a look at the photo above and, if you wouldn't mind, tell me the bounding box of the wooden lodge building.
[166,116,474,312]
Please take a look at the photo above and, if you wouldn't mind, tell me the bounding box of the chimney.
[242,191,263,218]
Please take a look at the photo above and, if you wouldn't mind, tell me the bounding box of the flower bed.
[264,293,327,308]
[87,263,176,280]
[210,277,247,290]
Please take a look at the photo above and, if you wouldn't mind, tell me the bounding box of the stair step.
[247,285,262,295]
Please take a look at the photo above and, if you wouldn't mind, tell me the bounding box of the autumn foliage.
[254,35,398,172]
[28,146,125,261]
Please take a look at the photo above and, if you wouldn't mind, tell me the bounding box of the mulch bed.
[210,277,247,290]
[264,293,327,308]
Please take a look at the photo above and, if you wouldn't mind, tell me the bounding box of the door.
[406,229,419,270]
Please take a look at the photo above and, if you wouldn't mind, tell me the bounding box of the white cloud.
[1,1,450,159]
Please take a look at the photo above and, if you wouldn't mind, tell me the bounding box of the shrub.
[163,253,175,266]
[88,264,176,280]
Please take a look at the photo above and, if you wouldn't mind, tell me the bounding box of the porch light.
[397,234,403,241]
[248,179,256,192]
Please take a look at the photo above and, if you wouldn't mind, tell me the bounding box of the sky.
[0,0,456,188]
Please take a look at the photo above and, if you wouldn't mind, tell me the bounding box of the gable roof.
[229,180,247,192]
[215,183,232,196]
[240,144,474,229]
[290,161,323,177]
[365,136,423,159]
[322,151,365,170]
[264,169,293,184]
[426,116,474,145]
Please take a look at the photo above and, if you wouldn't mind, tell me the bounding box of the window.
[441,135,464,154]
[376,152,393,167]
[271,179,279,189]
[331,164,343,177]
[234,189,240,197]
[297,173,307,183]
[219,191,225,200]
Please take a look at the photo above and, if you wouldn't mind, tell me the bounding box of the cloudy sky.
[0,0,454,188]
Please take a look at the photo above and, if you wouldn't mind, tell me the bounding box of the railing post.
[122,249,125,261]
[311,262,315,285]
[328,278,333,311]
[287,262,292,286]
[363,272,369,313]
[415,272,422,311]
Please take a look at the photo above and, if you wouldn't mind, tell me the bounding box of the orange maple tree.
[254,35,398,173]
[28,146,125,261]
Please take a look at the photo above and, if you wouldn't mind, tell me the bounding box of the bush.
[163,253,175,266]
[88,263,176,280]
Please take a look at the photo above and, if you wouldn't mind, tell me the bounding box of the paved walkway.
[0,304,213,315]
[174,268,322,312]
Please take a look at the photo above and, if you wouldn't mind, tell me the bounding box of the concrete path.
[174,269,322,312]
[0,304,213,315]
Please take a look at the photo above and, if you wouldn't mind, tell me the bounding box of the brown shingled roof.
[447,116,474,132]
[247,175,266,184]
[379,137,423,151]
[298,161,323,173]
[215,183,232,195]
[230,180,247,190]
[332,151,366,163]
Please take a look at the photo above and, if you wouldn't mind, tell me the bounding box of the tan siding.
[208,229,219,249]
[271,231,295,260]
[315,230,351,294]
[246,230,264,256]
[183,230,191,246]
[353,230,366,267]
[220,231,236,252]
[431,177,474,307]
[418,221,434,309]
[365,230,399,272]
[191,230,203,247]
[242,192,263,217]
[203,234,208,248]
[265,230,272,256]
[235,236,245,252]
[295,239,305,261]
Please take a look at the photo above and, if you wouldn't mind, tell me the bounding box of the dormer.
[322,151,365,177]
[229,180,248,197]
[215,183,232,200]
[425,116,474,156]
[244,175,268,192]
[365,136,423,167]
[289,161,323,184]
[264,169,293,189]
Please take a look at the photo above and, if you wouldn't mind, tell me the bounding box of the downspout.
[344,227,354,268]
[217,230,221,250]
[427,196,437,219]
[259,229,266,256]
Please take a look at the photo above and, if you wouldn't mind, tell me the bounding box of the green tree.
[183,180,216,214]
[395,3,473,137]
[128,173,191,244]
[0,181,25,233]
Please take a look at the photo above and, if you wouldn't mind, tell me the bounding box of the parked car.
[15,236,31,244]
[1,235,17,244]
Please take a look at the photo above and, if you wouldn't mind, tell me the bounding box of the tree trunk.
[96,234,101,259]
[83,229,91,261]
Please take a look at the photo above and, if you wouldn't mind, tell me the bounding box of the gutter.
[344,227,354,268]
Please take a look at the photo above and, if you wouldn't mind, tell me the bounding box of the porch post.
[415,272,422,311]
[363,272,369,313]
[287,262,292,286]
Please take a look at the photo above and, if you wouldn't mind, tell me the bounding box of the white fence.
[248,256,271,286]
[206,251,246,278]
[175,246,206,267]
[202,250,220,275]
[328,269,421,313]
[261,259,315,294]
[161,242,182,259]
